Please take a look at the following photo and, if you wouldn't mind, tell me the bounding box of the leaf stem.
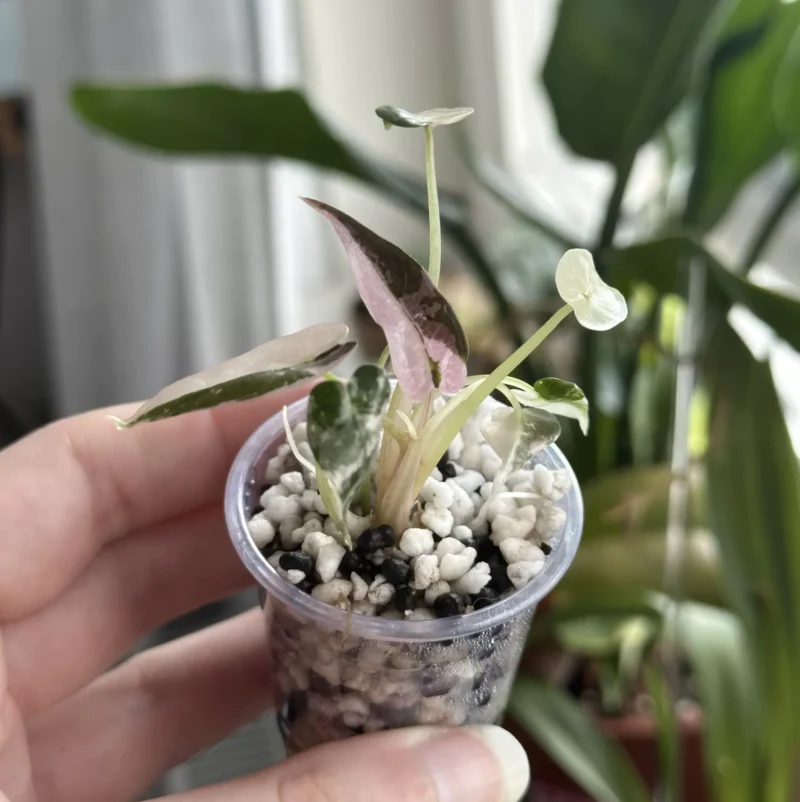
[425,126,442,286]
[743,169,800,274]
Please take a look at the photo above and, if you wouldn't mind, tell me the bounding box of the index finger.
[0,384,310,621]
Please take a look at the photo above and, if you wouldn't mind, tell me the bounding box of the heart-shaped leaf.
[375,105,474,129]
[482,406,561,488]
[308,365,390,541]
[303,198,469,402]
[118,323,355,427]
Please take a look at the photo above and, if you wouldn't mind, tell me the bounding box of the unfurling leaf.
[303,198,468,402]
[307,365,391,542]
[482,406,561,489]
[119,323,355,426]
[512,377,590,435]
[375,105,474,129]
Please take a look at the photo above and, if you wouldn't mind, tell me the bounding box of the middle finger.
[4,505,252,718]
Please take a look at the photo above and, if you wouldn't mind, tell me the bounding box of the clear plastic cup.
[225,395,584,754]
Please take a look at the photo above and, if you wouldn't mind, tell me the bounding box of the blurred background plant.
[8,0,800,798]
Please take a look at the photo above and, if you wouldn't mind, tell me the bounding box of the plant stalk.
[661,256,707,802]
[742,169,800,275]
[424,126,442,287]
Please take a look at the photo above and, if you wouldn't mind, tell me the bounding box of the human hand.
[0,387,530,802]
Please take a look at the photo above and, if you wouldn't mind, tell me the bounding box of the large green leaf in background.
[510,679,651,802]
[685,0,800,228]
[71,84,462,223]
[542,0,722,167]
[610,234,800,352]
[676,603,760,802]
[71,83,527,367]
[705,323,800,800]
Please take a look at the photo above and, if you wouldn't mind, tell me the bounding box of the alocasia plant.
[120,104,628,544]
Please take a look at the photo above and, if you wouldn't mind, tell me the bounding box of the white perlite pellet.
[346,510,372,538]
[280,471,305,495]
[299,489,319,512]
[267,552,289,580]
[410,554,440,590]
[532,464,554,497]
[317,542,346,583]
[439,547,477,581]
[445,480,475,525]
[421,506,454,537]
[536,502,567,536]
[302,530,335,559]
[424,580,451,606]
[352,599,378,616]
[499,538,544,565]
[247,515,275,547]
[264,495,302,525]
[261,484,289,503]
[367,575,395,606]
[448,432,465,461]
[435,538,466,559]
[312,579,353,607]
[451,562,491,594]
[481,445,503,480]
[279,515,304,549]
[292,422,307,441]
[452,524,473,542]
[551,469,572,500]
[420,478,454,510]
[286,569,306,585]
[459,443,483,472]
[483,496,517,522]
[351,572,369,601]
[491,513,535,544]
[508,557,545,588]
[399,528,435,558]
[450,469,484,494]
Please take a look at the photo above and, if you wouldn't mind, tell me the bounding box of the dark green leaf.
[685,1,800,228]
[302,197,468,402]
[542,0,722,166]
[510,378,590,435]
[629,344,676,465]
[706,258,800,352]
[528,588,667,644]
[704,324,800,749]
[70,84,466,225]
[610,234,800,351]
[117,323,354,426]
[676,603,760,802]
[642,665,679,802]
[374,105,473,129]
[307,365,390,538]
[509,678,651,802]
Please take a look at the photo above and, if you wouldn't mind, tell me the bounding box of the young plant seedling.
[121,104,627,560]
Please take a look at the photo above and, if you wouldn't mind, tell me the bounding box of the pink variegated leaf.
[303,198,468,402]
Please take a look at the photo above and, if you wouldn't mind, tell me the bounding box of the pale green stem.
[379,304,574,527]
[377,346,390,368]
[425,125,442,286]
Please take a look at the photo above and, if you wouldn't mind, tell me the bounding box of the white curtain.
[22,0,329,415]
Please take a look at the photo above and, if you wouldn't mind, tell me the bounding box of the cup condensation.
[225,397,583,754]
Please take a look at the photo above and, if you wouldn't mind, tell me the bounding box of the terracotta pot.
[504,705,709,802]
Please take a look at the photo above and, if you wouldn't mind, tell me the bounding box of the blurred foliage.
[70,0,800,797]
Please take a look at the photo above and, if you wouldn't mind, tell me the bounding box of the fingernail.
[416,724,530,802]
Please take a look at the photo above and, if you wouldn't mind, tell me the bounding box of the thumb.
[163,725,530,802]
